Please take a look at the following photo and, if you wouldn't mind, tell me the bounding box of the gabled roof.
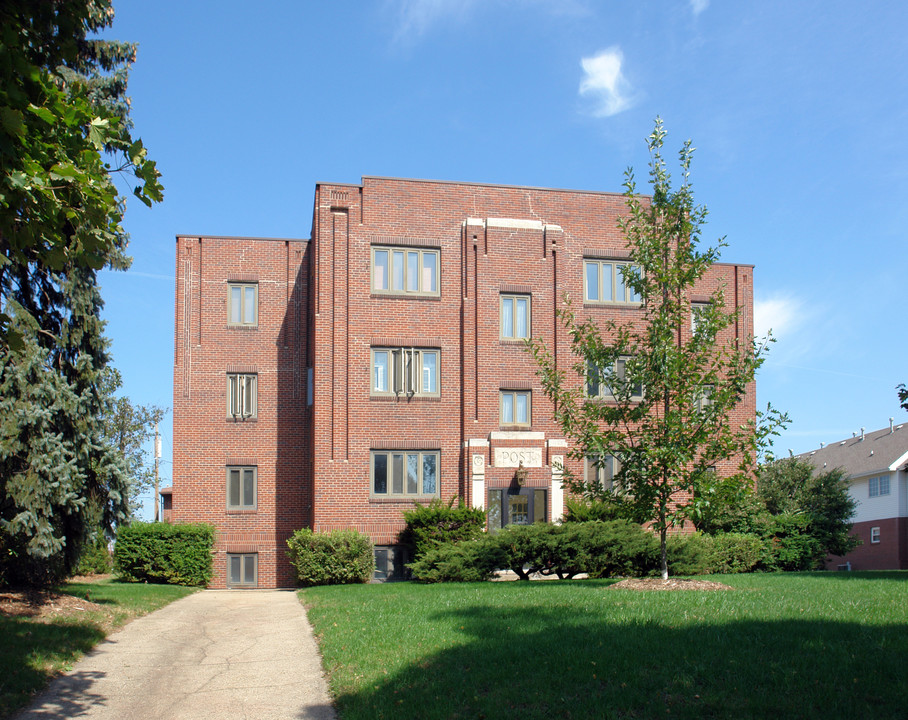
[795,424,908,478]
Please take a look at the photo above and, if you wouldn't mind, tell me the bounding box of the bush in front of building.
[706,532,767,574]
[114,522,215,586]
[287,528,375,586]
[399,498,486,560]
[407,538,505,582]
[409,519,659,582]
[665,533,715,575]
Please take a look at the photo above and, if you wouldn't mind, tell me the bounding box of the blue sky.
[99,0,908,519]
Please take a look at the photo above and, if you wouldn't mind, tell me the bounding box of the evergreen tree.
[0,1,162,585]
[529,120,786,579]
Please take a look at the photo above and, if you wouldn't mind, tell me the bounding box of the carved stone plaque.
[493,447,543,468]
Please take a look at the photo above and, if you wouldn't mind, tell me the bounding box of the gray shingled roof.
[794,423,908,478]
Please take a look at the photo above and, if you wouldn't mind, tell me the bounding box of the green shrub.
[666,533,714,575]
[410,520,658,582]
[75,532,112,576]
[707,532,766,574]
[114,522,214,586]
[408,538,505,582]
[762,513,823,571]
[287,528,374,586]
[580,521,659,578]
[562,497,624,523]
[400,498,486,560]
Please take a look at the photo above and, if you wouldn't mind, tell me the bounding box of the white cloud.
[392,0,477,40]
[690,0,709,16]
[578,47,635,117]
[753,293,803,341]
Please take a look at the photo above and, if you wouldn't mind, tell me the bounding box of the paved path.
[15,590,336,720]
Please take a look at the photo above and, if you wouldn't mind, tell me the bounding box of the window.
[227,466,257,510]
[691,302,710,333]
[587,357,644,402]
[371,348,439,396]
[869,475,890,498]
[584,260,641,304]
[227,283,257,325]
[585,454,621,491]
[227,373,257,419]
[372,246,439,296]
[870,527,881,544]
[500,294,530,340]
[694,384,714,414]
[227,553,257,587]
[500,390,531,426]
[487,488,546,531]
[371,450,439,498]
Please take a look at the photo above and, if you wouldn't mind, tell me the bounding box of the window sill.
[582,302,643,309]
[226,509,258,514]
[499,425,532,431]
[370,394,441,402]
[499,338,529,345]
[370,293,441,301]
[226,417,258,423]
[369,496,440,504]
[226,324,259,330]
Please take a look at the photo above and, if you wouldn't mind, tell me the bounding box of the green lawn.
[302,572,908,720]
[0,577,196,719]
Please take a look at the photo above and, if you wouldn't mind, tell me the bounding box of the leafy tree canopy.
[0,0,161,586]
[756,457,859,558]
[529,119,786,579]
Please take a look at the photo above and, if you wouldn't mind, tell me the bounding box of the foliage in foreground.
[303,572,908,720]
[409,520,658,582]
[114,522,214,586]
[0,577,194,719]
[0,0,162,587]
[399,498,486,561]
[287,528,375,586]
[528,119,786,579]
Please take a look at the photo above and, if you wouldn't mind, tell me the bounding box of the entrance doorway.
[487,487,547,531]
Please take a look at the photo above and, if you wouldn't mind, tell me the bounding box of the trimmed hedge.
[114,522,214,586]
[400,498,486,561]
[409,520,658,582]
[707,532,766,574]
[286,528,374,586]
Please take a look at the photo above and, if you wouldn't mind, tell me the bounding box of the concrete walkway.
[15,590,336,720]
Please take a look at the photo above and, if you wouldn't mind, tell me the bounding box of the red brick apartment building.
[172,176,756,588]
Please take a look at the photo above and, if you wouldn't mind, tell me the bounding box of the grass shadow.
[0,616,105,718]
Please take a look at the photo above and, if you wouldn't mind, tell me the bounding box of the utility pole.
[154,422,161,522]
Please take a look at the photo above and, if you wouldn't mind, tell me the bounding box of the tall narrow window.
[501,294,530,340]
[227,373,257,419]
[585,455,621,491]
[583,260,641,304]
[691,302,710,333]
[500,390,531,426]
[372,246,439,296]
[227,466,257,510]
[371,348,440,397]
[228,283,258,326]
[371,450,440,498]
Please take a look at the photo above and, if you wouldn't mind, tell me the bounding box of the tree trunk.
[661,526,668,580]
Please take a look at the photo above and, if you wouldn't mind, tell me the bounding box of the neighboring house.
[171,176,756,588]
[796,423,908,570]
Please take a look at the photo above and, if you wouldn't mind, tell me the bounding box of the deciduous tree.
[529,119,785,579]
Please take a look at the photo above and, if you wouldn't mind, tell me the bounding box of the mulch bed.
[0,575,110,620]
[609,577,733,591]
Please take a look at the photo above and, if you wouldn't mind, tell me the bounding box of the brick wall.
[173,177,757,588]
